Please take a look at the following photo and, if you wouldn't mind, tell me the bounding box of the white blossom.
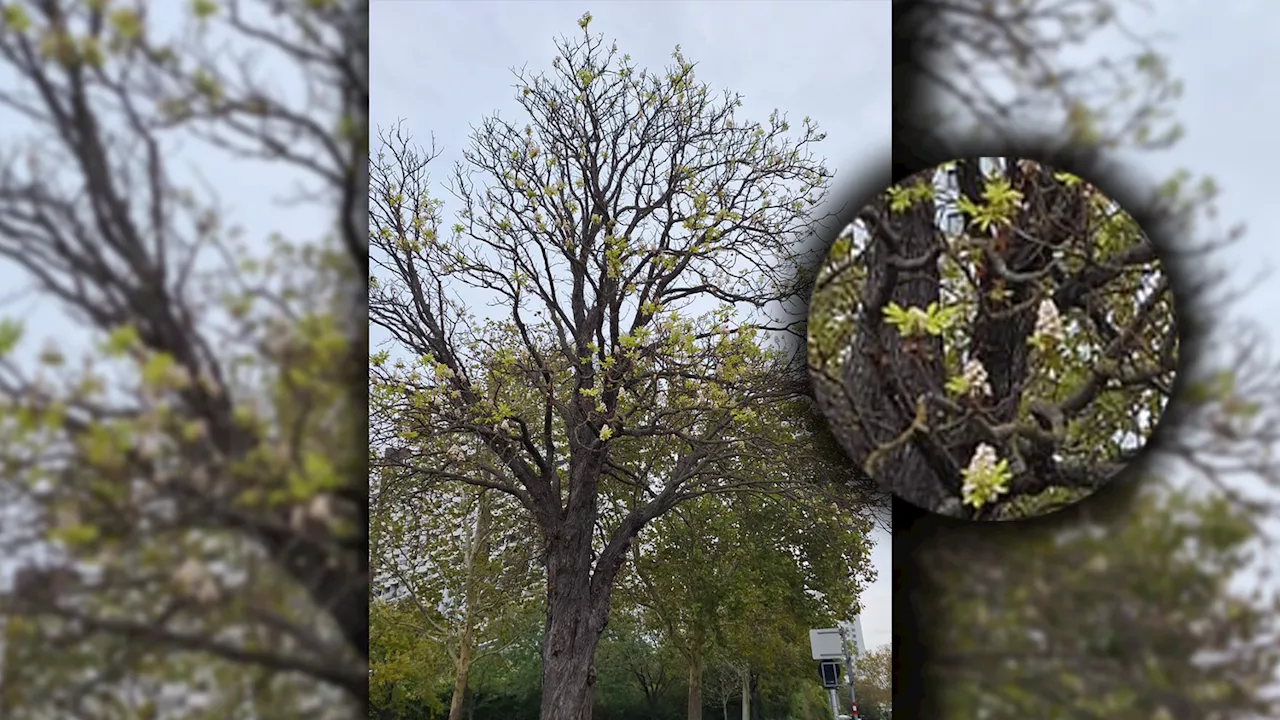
[965,443,998,477]
[962,443,998,500]
[961,443,1011,509]
[307,493,334,525]
[962,358,992,397]
[1033,298,1064,341]
[175,557,218,604]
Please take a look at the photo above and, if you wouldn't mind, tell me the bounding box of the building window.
[942,209,965,236]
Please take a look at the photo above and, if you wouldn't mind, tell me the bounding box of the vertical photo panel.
[0,0,368,717]
[894,0,1280,718]
[369,2,892,719]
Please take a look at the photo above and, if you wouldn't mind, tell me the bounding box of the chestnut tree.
[368,14,842,719]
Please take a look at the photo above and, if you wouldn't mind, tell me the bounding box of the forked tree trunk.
[538,506,615,720]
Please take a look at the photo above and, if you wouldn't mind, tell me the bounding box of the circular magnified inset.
[808,157,1178,520]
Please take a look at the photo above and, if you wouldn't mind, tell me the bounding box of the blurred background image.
[1,1,1279,720]
[902,0,1280,717]
[0,2,367,718]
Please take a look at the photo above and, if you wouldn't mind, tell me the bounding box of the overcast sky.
[370,0,894,652]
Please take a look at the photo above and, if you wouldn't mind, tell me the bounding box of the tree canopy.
[368,13,880,719]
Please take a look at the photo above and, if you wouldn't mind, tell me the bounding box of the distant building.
[372,560,430,604]
[841,615,867,657]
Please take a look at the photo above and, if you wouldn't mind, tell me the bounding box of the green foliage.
[954,175,1022,231]
[0,318,23,356]
[370,599,451,717]
[993,485,1093,520]
[191,0,219,20]
[2,4,32,34]
[882,300,961,338]
[925,485,1279,718]
[885,180,933,213]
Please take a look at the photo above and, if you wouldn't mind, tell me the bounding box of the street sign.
[818,660,841,689]
[809,627,844,659]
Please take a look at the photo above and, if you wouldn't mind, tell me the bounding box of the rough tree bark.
[687,646,704,720]
[830,175,952,511]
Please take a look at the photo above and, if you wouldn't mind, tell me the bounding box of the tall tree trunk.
[448,636,473,720]
[539,505,610,719]
[537,443,640,719]
[740,665,750,720]
[450,490,492,720]
[539,551,606,719]
[686,647,704,720]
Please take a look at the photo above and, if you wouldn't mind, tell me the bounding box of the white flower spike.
[1033,298,1064,341]
[962,358,992,397]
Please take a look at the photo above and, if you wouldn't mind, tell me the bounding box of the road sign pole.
[838,623,858,718]
[828,687,841,720]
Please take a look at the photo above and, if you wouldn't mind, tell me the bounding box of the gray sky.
[370,0,893,653]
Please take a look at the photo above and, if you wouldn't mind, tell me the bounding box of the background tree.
[592,611,682,720]
[370,448,543,720]
[923,481,1280,718]
[367,13,856,719]
[809,159,1177,518]
[369,597,453,719]
[616,483,874,720]
[0,0,367,716]
[701,653,744,720]
[852,644,891,720]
